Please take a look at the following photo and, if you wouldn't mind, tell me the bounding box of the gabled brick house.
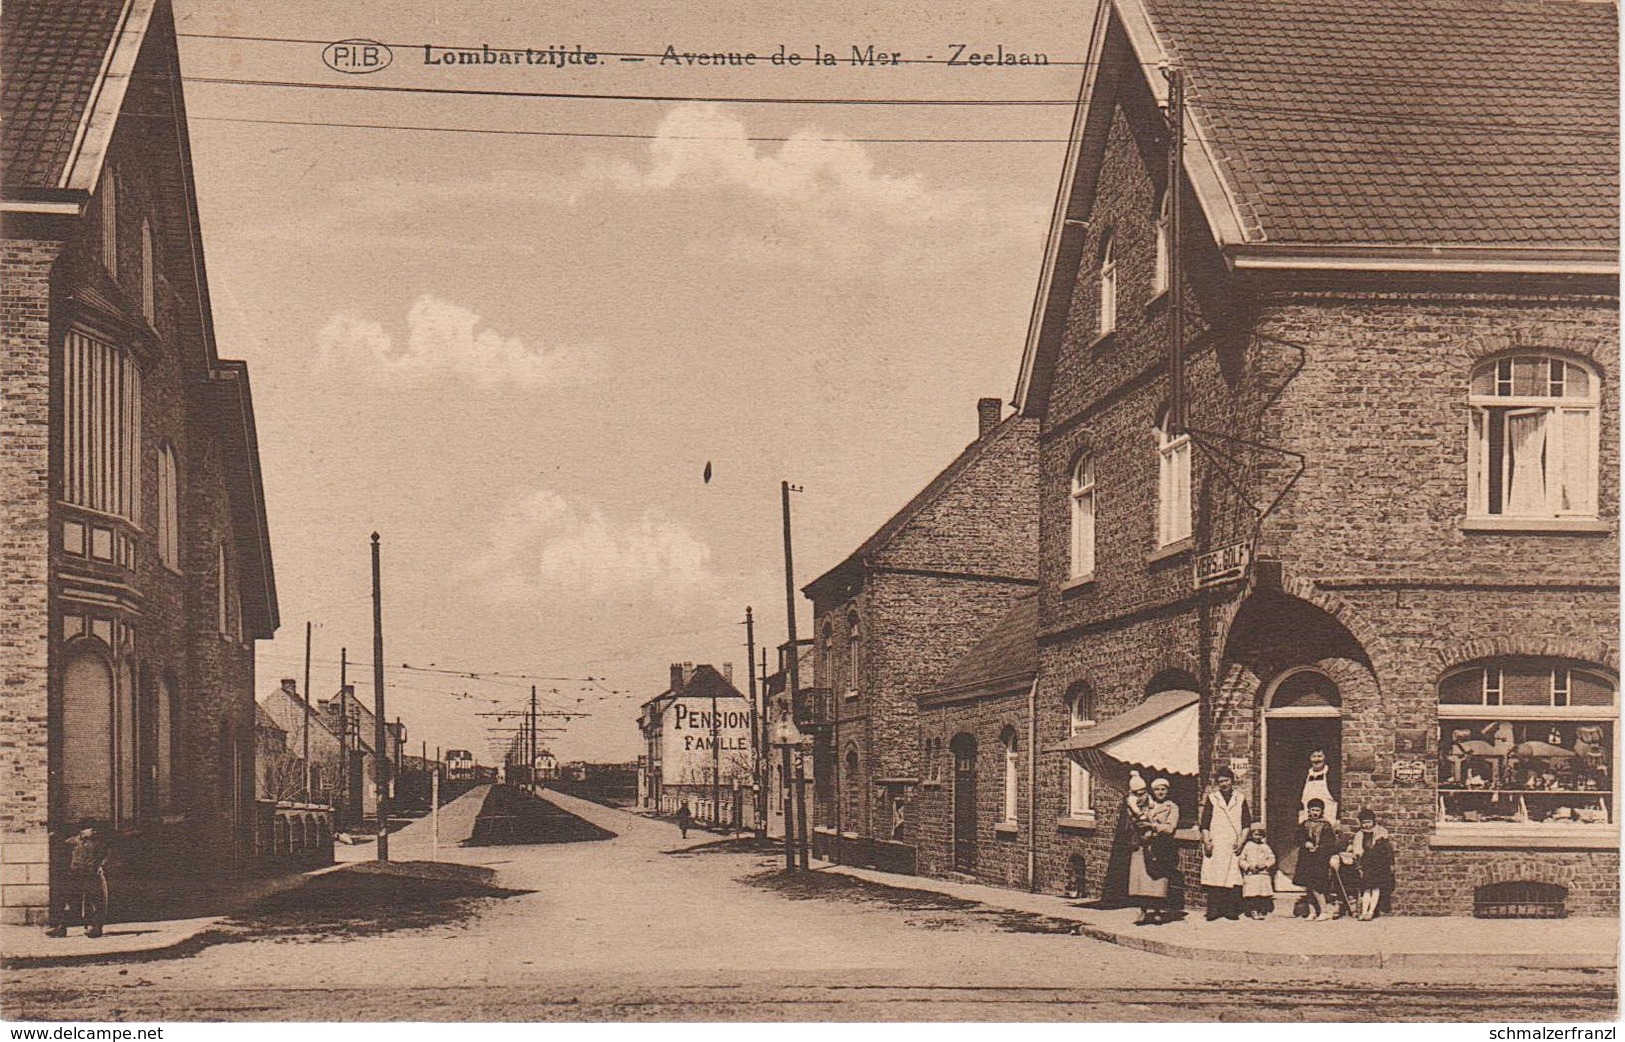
[803,399,1038,872]
[1017,0,1617,914]
[1,0,279,922]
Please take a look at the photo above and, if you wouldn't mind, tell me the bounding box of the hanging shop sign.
[1193,541,1252,590]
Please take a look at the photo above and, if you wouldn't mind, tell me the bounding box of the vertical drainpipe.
[1027,676,1039,892]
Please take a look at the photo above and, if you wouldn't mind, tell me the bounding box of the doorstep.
[812,861,1618,970]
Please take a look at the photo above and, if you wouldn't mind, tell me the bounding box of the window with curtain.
[1157,413,1192,546]
[1002,729,1020,824]
[63,330,142,524]
[1468,355,1599,519]
[157,444,179,569]
[1098,232,1117,336]
[1069,455,1096,579]
[1152,191,1170,296]
[1067,688,1094,819]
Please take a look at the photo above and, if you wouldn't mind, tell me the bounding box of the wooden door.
[951,735,977,873]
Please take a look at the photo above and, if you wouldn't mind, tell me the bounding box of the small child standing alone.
[1237,824,1276,920]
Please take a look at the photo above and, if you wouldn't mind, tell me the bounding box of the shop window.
[1468,354,1599,519]
[63,648,114,821]
[1438,658,1615,832]
[844,745,861,832]
[1069,455,1096,579]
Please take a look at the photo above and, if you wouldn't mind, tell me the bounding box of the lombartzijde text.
[1490,1029,1617,1040]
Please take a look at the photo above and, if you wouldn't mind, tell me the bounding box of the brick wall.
[916,688,1031,889]
[809,416,1039,852]
[0,235,63,921]
[1030,73,1619,914]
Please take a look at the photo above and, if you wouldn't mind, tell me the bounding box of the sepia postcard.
[0,0,1619,1029]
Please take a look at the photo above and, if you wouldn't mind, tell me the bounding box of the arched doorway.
[1262,668,1341,885]
[950,734,977,873]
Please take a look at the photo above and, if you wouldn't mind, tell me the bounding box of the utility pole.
[744,606,762,837]
[529,685,539,791]
[710,678,721,826]
[371,532,389,861]
[781,480,804,872]
[302,621,312,802]
[337,652,348,827]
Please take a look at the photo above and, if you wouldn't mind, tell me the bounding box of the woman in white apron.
[1199,766,1253,920]
[1299,748,1338,825]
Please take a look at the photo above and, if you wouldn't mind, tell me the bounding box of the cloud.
[317,294,594,389]
[572,105,982,225]
[473,489,717,604]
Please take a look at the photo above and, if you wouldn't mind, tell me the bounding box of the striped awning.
[1046,689,1200,776]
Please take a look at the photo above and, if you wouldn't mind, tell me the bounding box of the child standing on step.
[1237,823,1277,920]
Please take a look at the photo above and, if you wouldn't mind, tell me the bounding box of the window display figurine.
[1465,768,1488,790]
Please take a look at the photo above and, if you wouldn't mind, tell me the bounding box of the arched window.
[63,647,114,821]
[1069,455,1096,579]
[1437,657,1616,835]
[846,612,861,696]
[1156,411,1192,546]
[1097,232,1117,336]
[1001,728,1020,824]
[140,217,155,323]
[844,745,862,833]
[1066,686,1094,820]
[157,675,176,810]
[157,444,180,570]
[1468,354,1599,520]
[1152,191,1171,296]
[100,169,118,278]
[820,621,833,689]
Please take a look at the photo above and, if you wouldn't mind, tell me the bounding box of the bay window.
[64,330,141,524]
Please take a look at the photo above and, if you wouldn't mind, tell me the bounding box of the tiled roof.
[1143,0,1618,247]
[1,0,127,191]
[924,591,1037,701]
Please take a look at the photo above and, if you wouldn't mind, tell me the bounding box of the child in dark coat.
[1291,798,1341,921]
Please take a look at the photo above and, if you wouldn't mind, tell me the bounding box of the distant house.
[0,0,279,922]
[254,705,295,803]
[801,398,1038,874]
[637,663,752,824]
[259,679,340,806]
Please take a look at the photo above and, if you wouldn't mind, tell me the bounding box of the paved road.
[4,790,1615,1022]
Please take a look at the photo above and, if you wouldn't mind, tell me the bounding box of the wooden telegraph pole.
[372,532,389,861]
[302,620,312,802]
[780,481,804,872]
[744,606,763,837]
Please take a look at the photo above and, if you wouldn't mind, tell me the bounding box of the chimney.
[281,678,298,698]
[683,661,696,685]
[977,397,1003,438]
[723,663,734,686]
[670,663,684,691]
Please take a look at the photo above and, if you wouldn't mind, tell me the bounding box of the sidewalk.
[815,860,1619,970]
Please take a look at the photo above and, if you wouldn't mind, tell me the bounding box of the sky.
[172,0,1093,764]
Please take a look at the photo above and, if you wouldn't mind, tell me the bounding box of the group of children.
[1231,800,1397,922]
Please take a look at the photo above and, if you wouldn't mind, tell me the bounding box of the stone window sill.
[920,780,943,790]
[1460,517,1612,534]
[1146,537,1194,565]
[1429,825,1618,850]
[1056,814,1097,832]
[993,821,1020,837]
[1060,574,1097,594]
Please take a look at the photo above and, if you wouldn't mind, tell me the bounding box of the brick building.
[803,399,1038,873]
[1014,0,1617,914]
[0,0,279,922]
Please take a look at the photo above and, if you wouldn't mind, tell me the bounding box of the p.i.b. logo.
[323,39,393,74]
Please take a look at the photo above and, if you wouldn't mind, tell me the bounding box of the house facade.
[1016,0,1617,915]
[0,0,279,922]
[803,399,1038,873]
[637,663,753,823]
